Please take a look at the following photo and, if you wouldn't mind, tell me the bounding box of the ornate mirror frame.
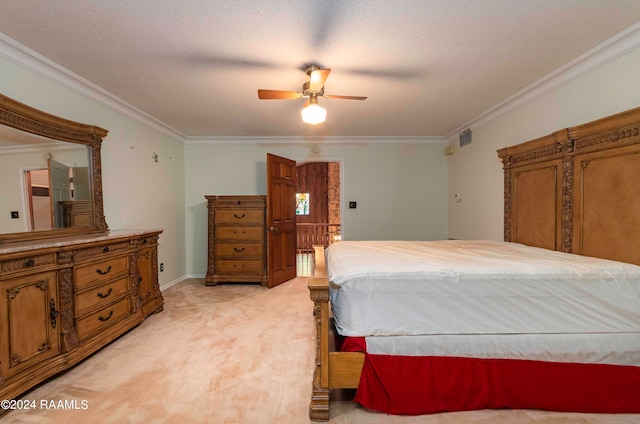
[0,93,109,243]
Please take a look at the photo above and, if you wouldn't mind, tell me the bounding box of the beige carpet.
[4,277,640,423]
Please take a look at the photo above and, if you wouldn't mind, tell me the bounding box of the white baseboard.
[159,274,206,291]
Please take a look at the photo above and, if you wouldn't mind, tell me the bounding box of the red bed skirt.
[340,336,640,415]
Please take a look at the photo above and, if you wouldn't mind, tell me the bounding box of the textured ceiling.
[1,0,640,138]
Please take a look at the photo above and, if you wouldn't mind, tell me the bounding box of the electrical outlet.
[10,211,19,219]
[453,193,462,202]
[349,201,357,209]
[160,263,164,272]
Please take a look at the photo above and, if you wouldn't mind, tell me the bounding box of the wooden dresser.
[205,195,267,286]
[0,230,163,405]
[60,200,91,228]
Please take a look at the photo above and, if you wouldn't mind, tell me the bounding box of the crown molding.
[185,135,446,145]
[0,140,79,155]
[0,33,186,143]
[446,22,640,141]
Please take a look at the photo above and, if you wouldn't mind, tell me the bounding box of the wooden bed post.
[308,245,364,420]
[309,244,330,421]
[309,276,330,421]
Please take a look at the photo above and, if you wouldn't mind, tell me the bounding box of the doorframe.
[293,157,345,240]
[21,166,48,232]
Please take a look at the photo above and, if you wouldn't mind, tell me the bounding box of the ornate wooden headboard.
[498,106,640,266]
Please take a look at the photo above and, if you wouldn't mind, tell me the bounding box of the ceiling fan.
[258,64,367,124]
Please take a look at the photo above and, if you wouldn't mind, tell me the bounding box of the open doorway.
[25,168,53,230]
[24,159,76,231]
[295,161,341,277]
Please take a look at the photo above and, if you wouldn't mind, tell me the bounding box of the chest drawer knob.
[102,246,110,253]
[25,258,35,267]
[234,213,245,219]
[234,247,246,252]
[96,265,112,275]
[97,287,113,299]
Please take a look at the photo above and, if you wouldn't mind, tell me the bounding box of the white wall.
[184,141,448,276]
[447,44,640,241]
[0,56,186,289]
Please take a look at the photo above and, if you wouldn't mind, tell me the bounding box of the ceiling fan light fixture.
[301,102,326,124]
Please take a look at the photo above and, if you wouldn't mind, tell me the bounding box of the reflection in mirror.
[0,125,91,234]
[0,93,108,244]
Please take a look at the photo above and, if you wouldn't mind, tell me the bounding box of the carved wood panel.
[0,272,60,379]
[573,144,640,265]
[512,162,561,250]
[500,105,640,265]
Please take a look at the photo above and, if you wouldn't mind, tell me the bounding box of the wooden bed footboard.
[309,246,365,421]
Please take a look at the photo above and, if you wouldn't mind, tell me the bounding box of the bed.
[307,105,640,421]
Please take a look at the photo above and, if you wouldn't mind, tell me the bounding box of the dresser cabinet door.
[137,242,163,316]
[0,271,60,379]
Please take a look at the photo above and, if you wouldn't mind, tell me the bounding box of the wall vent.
[459,128,472,147]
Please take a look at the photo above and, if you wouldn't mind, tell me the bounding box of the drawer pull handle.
[234,214,246,219]
[234,247,246,252]
[102,246,110,253]
[98,310,114,322]
[97,288,113,298]
[25,259,35,267]
[49,299,59,329]
[96,265,112,275]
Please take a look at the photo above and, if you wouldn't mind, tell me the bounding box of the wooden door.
[266,153,297,288]
[48,159,71,228]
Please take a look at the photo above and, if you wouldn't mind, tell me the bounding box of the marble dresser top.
[0,229,163,255]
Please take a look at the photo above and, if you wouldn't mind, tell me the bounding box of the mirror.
[0,93,109,244]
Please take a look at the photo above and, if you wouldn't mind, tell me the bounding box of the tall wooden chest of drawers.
[205,195,267,286]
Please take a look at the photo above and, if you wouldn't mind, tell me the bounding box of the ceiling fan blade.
[324,94,367,100]
[258,90,303,100]
[309,69,331,92]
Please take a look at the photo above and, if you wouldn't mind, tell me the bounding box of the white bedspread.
[326,240,640,337]
[364,333,640,366]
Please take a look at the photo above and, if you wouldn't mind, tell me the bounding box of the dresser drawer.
[216,209,264,225]
[76,297,130,340]
[216,243,263,258]
[215,259,263,274]
[75,255,129,290]
[76,276,129,316]
[216,226,264,241]
[73,241,130,261]
[0,253,56,276]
